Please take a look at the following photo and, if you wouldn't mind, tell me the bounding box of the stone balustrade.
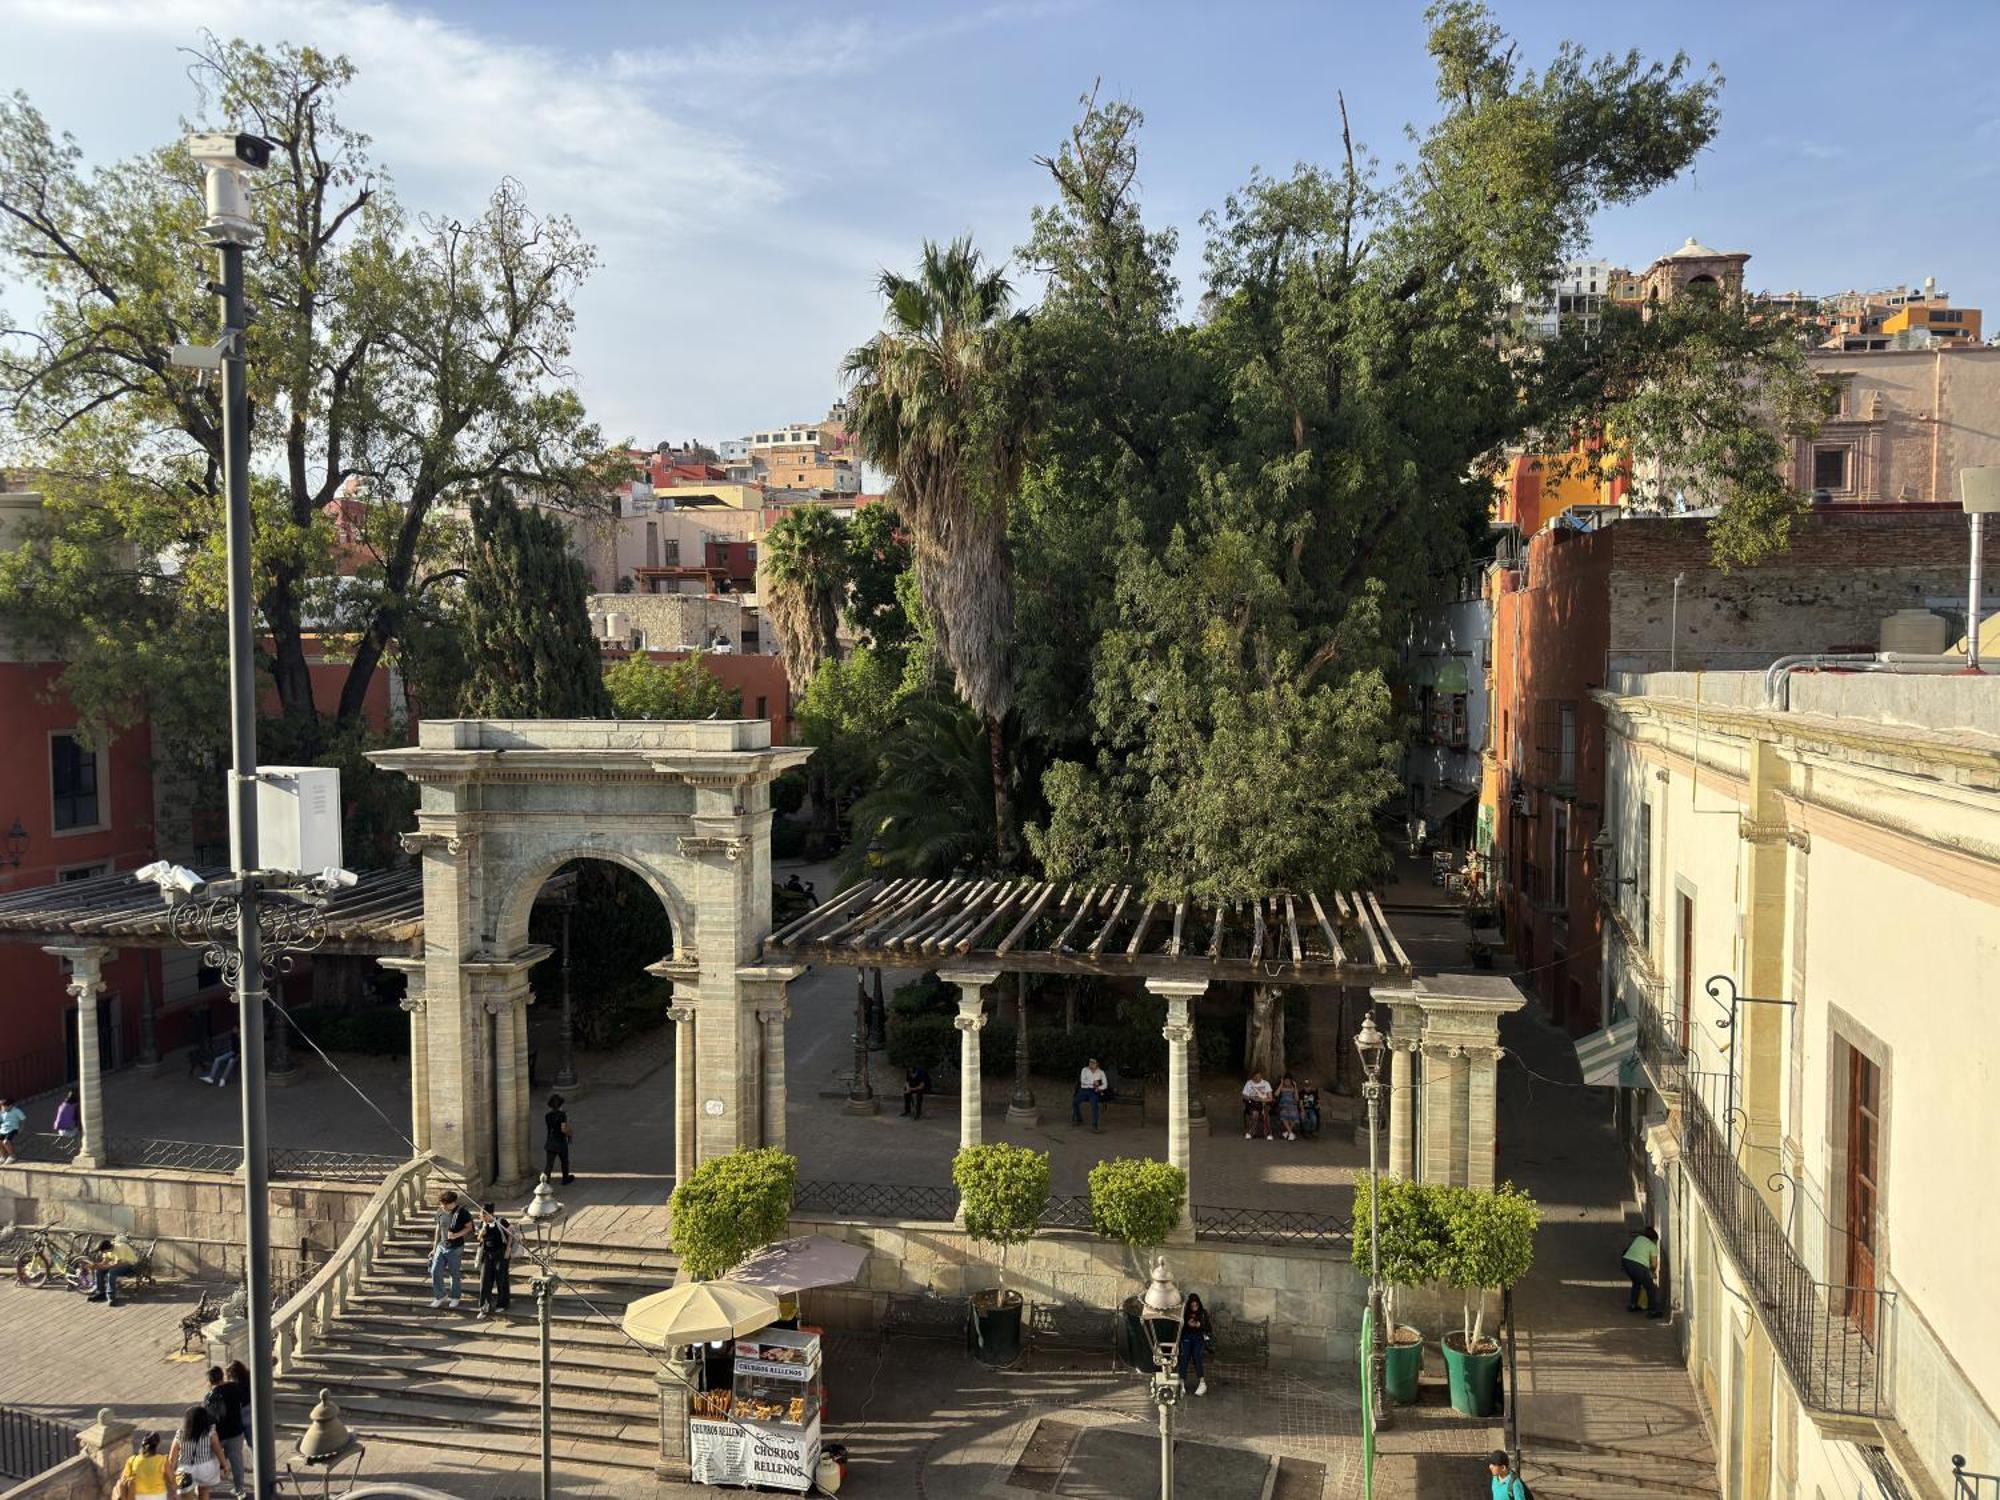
[271,1154,433,1376]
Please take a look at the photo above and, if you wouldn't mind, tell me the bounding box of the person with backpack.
[202,1365,247,1494]
[475,1202,516,1317]
[1486,1449,1530,1498]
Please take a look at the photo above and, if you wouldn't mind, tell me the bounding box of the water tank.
[1879,609,1949,655]
[605,611,627,643]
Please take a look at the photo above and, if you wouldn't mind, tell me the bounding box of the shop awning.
[1434,659,1471,695]
[1572,1017,1640,1087]
[1423,784,1477,827]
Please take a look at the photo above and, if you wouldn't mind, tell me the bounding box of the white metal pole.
[1970,512,1985,673]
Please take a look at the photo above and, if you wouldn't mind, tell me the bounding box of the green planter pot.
[1382,1325,1424,1405]
[968,1290,1024,1367]
[1441,1332,1503,1417]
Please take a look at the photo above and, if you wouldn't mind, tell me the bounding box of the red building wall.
[0,663,162,1101]
[640,650,793,745]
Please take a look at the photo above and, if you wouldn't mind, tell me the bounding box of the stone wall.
[790,1215,1367,1369]
[590,592,749,652]
[0,1456,96,1500]
[0,1163,374,1278]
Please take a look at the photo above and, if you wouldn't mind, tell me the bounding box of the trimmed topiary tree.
[668,1148,799,1281]
[953,1143,1051,1300]
[1087,1157,1188,1254]
[1441,1181,1539,1354]
[1351,1175,1452,1329]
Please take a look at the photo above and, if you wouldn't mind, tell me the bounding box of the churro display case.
[687,1327,822,1492]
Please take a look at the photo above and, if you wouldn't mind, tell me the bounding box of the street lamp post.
[522,1174,568,1500]
[1354,1010,1389,1432]
[1138,1258,1185,1500]
[846,971,876,1114]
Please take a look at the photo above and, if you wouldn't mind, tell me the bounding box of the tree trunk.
[1246,984,1286,1081]
[986,713,1013,867]
[263,578,322,755]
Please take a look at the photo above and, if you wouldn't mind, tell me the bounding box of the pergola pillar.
[1380,976,1525,1188]
[44,945,111,1169]
[941,969,1000,1155]
[1147,978,1207,1243]
[667,1003,698,1189]
[736,963,802,1154]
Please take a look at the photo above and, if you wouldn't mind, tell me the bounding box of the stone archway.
[370,719,810,1191]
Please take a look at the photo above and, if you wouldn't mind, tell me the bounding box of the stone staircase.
[271,1204,681,1479]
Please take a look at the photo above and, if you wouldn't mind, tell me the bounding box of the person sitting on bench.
[1072,1058,1111,1130]
[900,1064,932,1119]
[201,1033,238,1087]
[1242,1070,1274,1139]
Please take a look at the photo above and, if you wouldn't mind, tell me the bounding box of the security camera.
[134,861,207,897]
[316,867,360,891]
[187,133,272,172]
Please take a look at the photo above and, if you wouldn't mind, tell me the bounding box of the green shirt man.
[1622,1227,1663,1317]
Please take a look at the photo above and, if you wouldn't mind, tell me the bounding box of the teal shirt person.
[1491,1475,1528,1500]
[1623,1233,1659,1270]
[0,1105,23,1134]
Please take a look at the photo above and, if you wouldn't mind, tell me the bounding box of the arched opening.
[516,856,684,1194]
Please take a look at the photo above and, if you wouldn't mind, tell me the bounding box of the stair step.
[304,1322,663,1373]
[278,1364,654,1423]
[267,1392,661,1474]
[286,1346,660,1400]
[271,1380,639,1439]
[340,1288,644,1326]
[384,1227,678,1266]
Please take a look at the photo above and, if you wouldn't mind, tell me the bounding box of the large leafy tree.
[842,499,914,652]
[0,39,615,758]
[456,487,611,718]
[603,650,741,720]
[842,238,1033,863]
[758,503,850,696]
[1011,5,1820,896]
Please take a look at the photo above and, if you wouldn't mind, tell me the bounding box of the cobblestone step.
[288,1345,661,1403]
[340,1285,644,1326]
[1521,1438,1722,1498]
[278,1360,655,1422]
[364,1250,666,1302]
[268,1389,660,1475]
[307,1318,664,1374]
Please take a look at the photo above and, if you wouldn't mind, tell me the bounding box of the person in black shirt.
[544,1094,573,1183]
[202,1365,247,1492]
[901,1065,931,1119]
[475,1203,513,1317]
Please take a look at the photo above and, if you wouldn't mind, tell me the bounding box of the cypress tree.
[458,487,613,718]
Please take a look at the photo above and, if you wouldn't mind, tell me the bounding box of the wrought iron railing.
[1040,1194,1092,1231]
[1634,1002,1686,1099]
[1193,1204,1350,1248]
[1953,1455,2000,1499]
[8,1132,82,1165]
[106,1137,243,1174]
[792,1180,958,1222]
[0,1405,78,1482]
[1680,1074,1894,1418]
[59,1138,405,1181]
[268,1148,404,1183]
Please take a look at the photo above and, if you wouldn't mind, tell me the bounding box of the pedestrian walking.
[116,1432,170,1500]
[0,1098,23,1159]
[429,1189,474,1309]
[544,1094,573,1183]
[52,1090,81,1142]
[1485,1449,1530,1498]
[1178,1292,1211,1396]
[167,1407,226,1500]
[1621,1225,1664,1318]
[202,1365,247,1495]
[226,1361,252,1450]
[476,1202,513,1317]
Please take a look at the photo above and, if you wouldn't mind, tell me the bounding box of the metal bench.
[1208,1308,1270,1369]
[1028,1300,1114,1356]
[883,1291,968,1343]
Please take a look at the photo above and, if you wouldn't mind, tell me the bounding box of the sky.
[5,0,1999,450]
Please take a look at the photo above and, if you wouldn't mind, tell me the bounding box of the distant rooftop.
[1605,668,2000,742]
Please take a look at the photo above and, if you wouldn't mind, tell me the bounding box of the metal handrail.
[1679,1079,1894,1417]
[1954,1455,2000,1499]
[271,1153,434,1377]
[1192,1205,1351,1248]
[0,1405,80,1482]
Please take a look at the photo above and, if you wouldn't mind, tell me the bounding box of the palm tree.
[838,697,997,880]
[759,504,851,696]
[842,237,1031,862]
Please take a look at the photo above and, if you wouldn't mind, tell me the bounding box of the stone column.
[757,1005,789,1152]
[940,969,999,1154]
[1420,1042,1463,1185]
[1388,1039,1416,1179]
[1007,977,1037,1125]
[1187,1019,1207,1126]
[45,945,110,1169]
[1147,979,1207,1243]
[667,1004,698,1188]
[489,995,525,1188]
[377,957,428,1153]
[76,1407,136,1496]
[1465,1045,1501,1190]
[459,950,549,1192]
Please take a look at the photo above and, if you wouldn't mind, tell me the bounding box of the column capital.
[397,996,426,1015]
[1143,977,1211,999]
[42,943,112,999]
[666,1004,697,1025]
[755,1005,791,1025]
[953,1008,990,1033]
[1161,1023,1194,1045]
[938,967,1003,992]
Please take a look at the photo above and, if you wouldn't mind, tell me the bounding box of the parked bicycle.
[14,1227,94,1290]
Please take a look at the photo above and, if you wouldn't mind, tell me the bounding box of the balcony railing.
[1633,998,1686,1100]
[1954,1456,2000,1499]
[1680,1073,1894,1420]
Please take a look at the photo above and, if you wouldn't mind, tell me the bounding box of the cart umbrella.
[622,1281,784,1346]
[723,1235,869,1295]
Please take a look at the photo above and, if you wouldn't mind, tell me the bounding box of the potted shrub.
[1439,1182,1539,1417]
[953,1142,1051,1366]
[1352,1176,1450,1404]
[1087,1157,1188,1371]
[668,1147,799,1280]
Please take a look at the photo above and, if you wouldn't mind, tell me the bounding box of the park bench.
[883,1290,968,1343]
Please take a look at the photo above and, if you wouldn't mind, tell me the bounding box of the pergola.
[761,877,1414,982]
[0,866,422,1168]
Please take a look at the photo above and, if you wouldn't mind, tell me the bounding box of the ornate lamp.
[521,1174,568,1500]
[289,1388,365,1499]
[1138,1257,1185,1500]
[2,818,26,869]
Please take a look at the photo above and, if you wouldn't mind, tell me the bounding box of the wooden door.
[1677,893,1695,1053]
[1844,1046,1881,1342]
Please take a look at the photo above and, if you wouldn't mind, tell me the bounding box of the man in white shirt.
[1242,1071,1275,1139]
[1072,1058,1110,1131]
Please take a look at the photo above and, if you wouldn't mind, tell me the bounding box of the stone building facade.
[1795,346,2000,504]
[1597,668,2000,1500]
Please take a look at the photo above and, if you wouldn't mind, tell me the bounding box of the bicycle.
[14,1227,94,1290]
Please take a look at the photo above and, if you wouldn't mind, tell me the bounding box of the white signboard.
[689,1418,818,1494]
